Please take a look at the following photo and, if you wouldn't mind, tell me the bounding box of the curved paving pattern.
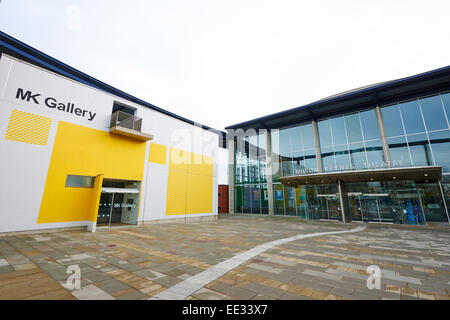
[0,215,449,300]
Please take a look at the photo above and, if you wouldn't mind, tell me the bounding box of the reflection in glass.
[251,185,261,214]
[344,113,363,143]
[334,144,351,171]
[399,100,425,134]
[330,117,347,145]
[242,186,251,213]
[301,123,315,149]
[388,136,411,167]
[382,105,404,137]
[349,142,366,170]
[365,139,385,168]
[441,93,450,121]
[420,95,448,132]
[321,146,335,172]
[274,184,285,215]
[284,186,297,216]
[318,120,332,147]
[360,109,381,140]
[429,130,450,173]
[407,134,433,167]
[417,183,448,222]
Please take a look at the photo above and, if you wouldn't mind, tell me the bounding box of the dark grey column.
[227,133,235,214]
[375,106,392,168]
[337,179,350,223]
[312,120,323,173]
[265,130,274,216]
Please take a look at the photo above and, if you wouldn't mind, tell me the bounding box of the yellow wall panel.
[186,174,213,214]
[165,147,214,216]
[5,109,51,146]
[189,155,214,176]
[149,142,167,164]
[38,121,146,223]
[169,147,191,173]
[165,170,188,215]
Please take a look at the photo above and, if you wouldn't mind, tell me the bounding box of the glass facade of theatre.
[234,133,269,214]
[233,91,450,224]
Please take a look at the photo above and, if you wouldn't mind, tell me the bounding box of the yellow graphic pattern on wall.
[38,121,146,223]
[165,148,213,215]
[5,109,51,145]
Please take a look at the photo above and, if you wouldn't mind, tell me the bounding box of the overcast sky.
[1,0,449,131]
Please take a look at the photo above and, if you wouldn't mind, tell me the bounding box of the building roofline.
[0,30,226,142]
[226,65,450,131]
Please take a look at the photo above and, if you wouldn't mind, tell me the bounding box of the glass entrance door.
[97,192,139,227]
[348,194,393,223]
[317,194,342,220]
[97,193,113,226]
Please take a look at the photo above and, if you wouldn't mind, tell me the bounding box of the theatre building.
[0,32,223,233]
[226,66,450,225]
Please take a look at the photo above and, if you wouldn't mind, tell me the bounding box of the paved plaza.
[0,215,449,300]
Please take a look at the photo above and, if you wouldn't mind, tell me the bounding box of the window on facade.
[330,117,347,145]
[420,95,448,132]
[349,142,366,170]
[399,100,425,135]
[65,175,94,188]
[365,139,384,168]
[318,111,384,172]
[388,136,412,167]
[407,133,433,167]
[382,105,404,137]
[301,123,315,149]
[429,130,450,172]
[318,120,332,147]
[441,93,450,121]
[359,109,380,140]
[112,102,136,115]
[273,123,316,176]
[344,113,363,143]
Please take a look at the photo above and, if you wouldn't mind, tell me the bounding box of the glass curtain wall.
[234,132,268,214]
[271,123,317,182]
[318,109,385,172]
[381,93,450,222]
[381,93,450,171]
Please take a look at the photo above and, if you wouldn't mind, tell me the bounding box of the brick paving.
[0,215,449,300]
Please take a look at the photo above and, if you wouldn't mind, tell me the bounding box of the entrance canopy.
[279,166,442,187]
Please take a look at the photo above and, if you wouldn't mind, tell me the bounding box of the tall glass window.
[272,123,317,177]
[234,131,269,214]
[429,130,450,172]
[318,109,384,172]
[382,93,450,172]
[399,100,425,135]
[420,96,448,132]
[441,93,450,121]
[382,105,404,137]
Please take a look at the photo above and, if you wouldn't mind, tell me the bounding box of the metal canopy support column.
[312,120,323,173]
[266,130,274,216]
[227,132,235,214]
[337,179,350,223]
[375,106,392,168]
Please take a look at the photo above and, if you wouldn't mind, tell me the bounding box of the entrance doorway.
[316,194,341,220]
[96,179,140,228]
[348,193,393,223]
